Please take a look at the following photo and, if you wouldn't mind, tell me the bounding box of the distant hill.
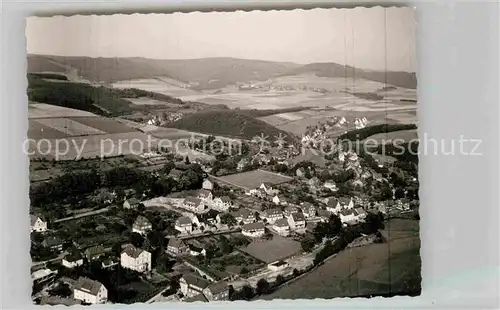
[170,110,297,141]
[27,54,416,90]
[281,62,417,89]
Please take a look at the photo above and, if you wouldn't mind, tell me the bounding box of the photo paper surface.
[26,7,419,305]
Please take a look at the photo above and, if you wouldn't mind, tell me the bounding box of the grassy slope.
[170,109,297,141]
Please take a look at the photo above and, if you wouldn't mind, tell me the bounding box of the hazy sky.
[27,7,416,72]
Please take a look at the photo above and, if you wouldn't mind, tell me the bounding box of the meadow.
[214,169,293,190]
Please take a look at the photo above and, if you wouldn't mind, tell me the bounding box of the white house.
[132,216,152,235]
[62,252,84,269]
[202,179,214,191]
[197,189,213,201]
[262,208,283,224]
[272,195,287,206]
[273,218,290,236]
[123,198,140,210]
[323,181,337,191]
[183,197,206,213]
[180,273,211,298]
[354,207,368,220]
[242,222,266,238]
[211,196,232,212]
[326,198,342,214]
[259,182,277,195]
[166,237,189,256]
[73,277,107,304]
[283,206,299,218]
[267,260,290,271]
[288,212,306,231]
[30,215,47,233]
[339,209,357,223]
[339,197,354,209]
[120,245,152,273]
[175,216,193,233]
[202,281,230,301]
[189,244,206,257]
[231,208,256,225]
[300,203,317,218]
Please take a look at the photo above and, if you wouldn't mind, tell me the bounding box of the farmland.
[28,103,98,119]
[363,129,419,143]
[260,219,421,299]
[214,169,293,190]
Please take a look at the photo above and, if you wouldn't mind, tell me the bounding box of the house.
[62,252,83,268]
[202,179,214,190]
[317,209,331,222]
[339,209,357,223]
[132,216,152,235]
[242,222,266,238]
[123,198,140,209]
[326,198,342,214]
[307,177,321,188]
[323,181,337,191]
[306,221,318,233]
[42,236,63,252]
[231,208,256,225]
[175,216,193,233]
[284,206,299,217]
[120,244,152,273]
[339,197,354,209]
[166,237,189,256]
[200,209,219,226]
[197,189,213,201]
[183,197,206,213]
[180,273,211,298]
[101,258,118,269]
[288,212,306,231]
[202,281,230,301]
[272,195,287,206]
[73,277,107,304]
[84,245,106,261]
[237,158,250,172]
[301,203,317,218]
[273,218,290,236]
[189,244,206,257]
[212,196,233,212]
[295,167,306,178]
[30,215,47,233]
[40,296,81,306]
[31,268,57,285]
[354,207,367,220]
[184,294,208,303]
[259,182,275,195]
[262,208,283,224]
[267,260,289,271]
[168,168,184,180]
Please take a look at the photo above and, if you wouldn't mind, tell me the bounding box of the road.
[53,206,111,223]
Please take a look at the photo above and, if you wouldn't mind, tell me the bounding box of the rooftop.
[121,244,147,258]
[243,222,265,231]
[74,277,104,296]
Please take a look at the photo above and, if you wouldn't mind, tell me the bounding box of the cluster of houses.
[179,273,230,302]
[325,197,368,224]
[180,180,234,214]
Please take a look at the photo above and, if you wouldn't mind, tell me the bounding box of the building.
[123,198,140,209]
[202,281,230,301]
[288,212,306,231]
[183,197,206,213]
[317,209,331,222]
[184,294,208,303]
[42,236,63,252]
[301,203,317,218]
[168,168,183,180]
[267,260,289,271]
[189,244,206,257]
[31,268,57,285]
[180,273,211,298]
[273,218,290,236]
[272,195,287,206]
[354,207,367,220]
[339,209,357,223]
[339,197,354,209]
[132,216,152,235]
[62,252,83,268]
[259,182,277,195]
[197,189,213,201]
[262,208,283,224]
[30,215,47,233]
[326,198,342,214]
[101,258,118,269]
[120,244,152,273]
[202,179,214,190]
[323,181,337,191]
[166,237,189,256]
[242,222,266,238]
[232,208,256,225]
[73,277,107,304]
[40,296,81,306]
[84,245,106,261]
[284,206,299,218]
[211,196,232,212]
[175,216,193,233]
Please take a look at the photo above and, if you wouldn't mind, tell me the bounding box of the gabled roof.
[291,212,305,222]
[317,209,331,218]
[43,236,62,247]
[182,273,210,289]
[30,214,43,226]
[64,251,82,262]
[176,216,192,225]
[327,198,339,207]
[198,189,212,198]
[340,209,355,216]
[338,197,352,205]
[121,244,147,258]
[205,281,229,295]
[274,218,289,228]
[220,196,232,203]
[74,277,104,296]
[168,169,183,178]
[84,245,105,256]
[354,207,367,215]
[134,216,151,227]
[232,208,254,219]
[264,208,282,217]
[167,237,187,249]
[184,293,208,303]
[125,197,140,205]
[243,222,265,231]
[285,206,298,212]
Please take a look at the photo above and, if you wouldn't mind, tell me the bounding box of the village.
[29,131,418,305]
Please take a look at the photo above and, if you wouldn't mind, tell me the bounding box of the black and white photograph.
[26,7,419,305]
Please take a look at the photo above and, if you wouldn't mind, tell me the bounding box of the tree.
[256,278,271,295]
[185,156,190,164]
[275,275,285,286]
[300,237,316,253]
[231,285,254,301]
[219,213,237,227]
[129,232,144,248]
[48,283,71,297]
[111,242,123,257]
[293,268,300,277]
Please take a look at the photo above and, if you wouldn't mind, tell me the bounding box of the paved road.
[53,206,111,223]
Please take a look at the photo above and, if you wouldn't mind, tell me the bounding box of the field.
[214,169,293,190]
[363,129,419,143]
[240,235,302,264]
[28,103,98,119]
[260,219,421,299]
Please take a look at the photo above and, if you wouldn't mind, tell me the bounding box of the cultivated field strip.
[34,118,106,136]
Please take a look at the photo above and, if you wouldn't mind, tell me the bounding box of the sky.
[26,7,416,72]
